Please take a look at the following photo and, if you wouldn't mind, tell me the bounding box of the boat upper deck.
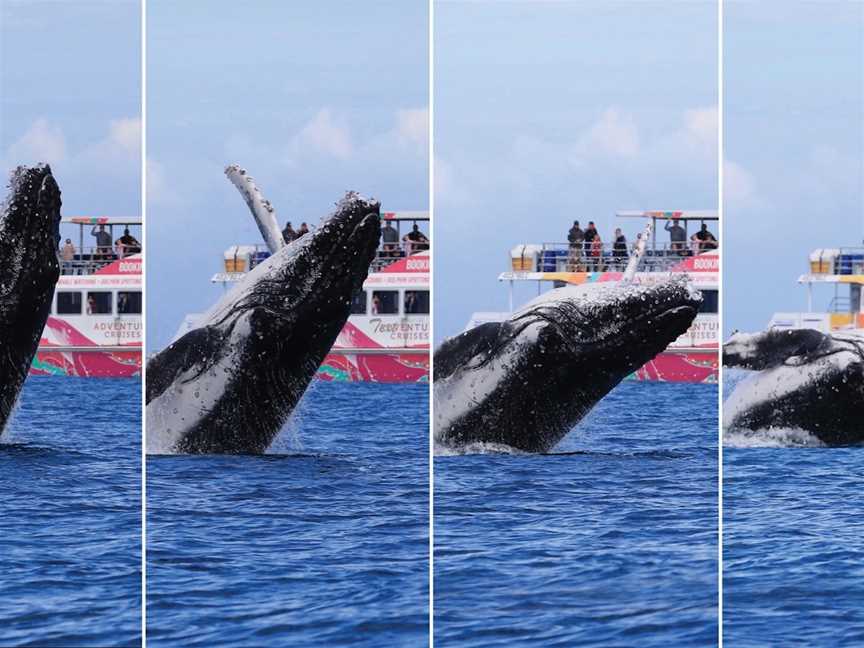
[59,216,143,276]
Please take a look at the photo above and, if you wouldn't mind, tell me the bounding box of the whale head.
[146,192,381,453]
[434,277,701,452]
[0,164,62,432]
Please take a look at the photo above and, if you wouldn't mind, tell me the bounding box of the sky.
[0,1,141,235]
[724,1,864,335]
[434,1,719,342]
[147,1,429,350]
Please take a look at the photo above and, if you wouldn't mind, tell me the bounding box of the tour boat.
[469,210,720,383]
[205,211,430,383]
[33,217,143,377]
[761,246,864,332]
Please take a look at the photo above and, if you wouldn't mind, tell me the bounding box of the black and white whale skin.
[0,165,62,435]
[146,192,381,454]
[723,329,864,445]
[434,278,702,453]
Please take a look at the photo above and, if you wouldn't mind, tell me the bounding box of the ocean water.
[0,377,142,648]
[723,369,864,646]
[147,381,429,647]
[434,381,719,647]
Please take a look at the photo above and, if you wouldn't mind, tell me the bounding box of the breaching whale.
[723,328,864,445]
[0,164,62,434]
[146,191,381,454]
[434,278,702,453]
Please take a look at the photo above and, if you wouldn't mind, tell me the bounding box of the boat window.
[56,292,82,315]
[404,290,430,314]
[699,289,718,314]
[371,290,399,315]
[117,291,142,315]
[349,288,367,315]
[87,291,113,315]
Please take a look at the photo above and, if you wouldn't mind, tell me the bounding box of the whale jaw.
[0,164,62,434]
[146,192,381,454]
[434,278,701,453]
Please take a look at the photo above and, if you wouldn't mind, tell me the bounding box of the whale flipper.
[723,328,831,370]
[434,322,507,379]
[145,326,226,403]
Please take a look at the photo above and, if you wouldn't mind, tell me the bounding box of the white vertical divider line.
[717,0,724,645]
[428,0,435,644]
[140,0,147,642]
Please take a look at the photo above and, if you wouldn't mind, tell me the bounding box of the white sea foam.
[433,440,526,456]
[723,427,825,448]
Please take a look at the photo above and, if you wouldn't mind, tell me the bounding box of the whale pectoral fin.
[146,326,224,404]
[434,322,507,380]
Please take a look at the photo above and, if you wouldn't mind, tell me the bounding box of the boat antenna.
[224,164,284,255]
[622,221,652,282]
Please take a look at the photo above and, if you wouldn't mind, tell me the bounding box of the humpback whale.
[723,329,864,445]
[146,191,381,454]
[434,278,701,453]
[0,164,62,434]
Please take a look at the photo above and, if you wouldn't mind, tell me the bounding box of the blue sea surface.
[434,381,719,647]
[147,381,429,647]
[723,369,864,646]
[0,377,142,648]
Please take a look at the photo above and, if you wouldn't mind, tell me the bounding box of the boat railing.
[511,240,718,273]
[58,245,141,275]
[372,240,430,272]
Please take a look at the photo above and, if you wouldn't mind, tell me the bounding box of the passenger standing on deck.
[567,220,584,270]
[664,218,686,254]
[60,239,76,274]
[612,228,628,269]
[282,221,297,244]
[381,221,399,258]
[403,224,429,254]
[115,228,141,257]
[691,223,718,252]
[91,224,112,260]
[589,232,603,271]
[297,222,310,238]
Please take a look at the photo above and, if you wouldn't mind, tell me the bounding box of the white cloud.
[395,108,429,150]
[293,108,352,160]
[107,117,141,156]
[724,160,757,207]
[572,107,640,164]
[5,118,67,165]
[684,106,718,148]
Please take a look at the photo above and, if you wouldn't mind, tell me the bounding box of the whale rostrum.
[0,164,62,434]
[434,278,702,453]
[146,183,381,454]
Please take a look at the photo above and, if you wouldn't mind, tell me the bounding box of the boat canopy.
[616,210,718,221]
[63,216,142,225]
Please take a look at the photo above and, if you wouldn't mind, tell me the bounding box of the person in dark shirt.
[91,224,112,260]
[115,228,141,257]
[691,223,718,251]
[567,220,585,270]
[664,218,686,254]
[612,228,628,269]
[282,221,297,243]
[584,221,598,243]
[297,222,310,237]
[403,224,429,253]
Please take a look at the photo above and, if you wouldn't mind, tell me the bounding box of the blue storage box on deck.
[540,249,568,272]
[252,250,271,269]
[837,254,864,275]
